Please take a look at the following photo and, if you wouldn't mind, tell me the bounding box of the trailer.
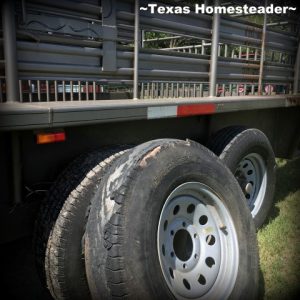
[0,0,300,299]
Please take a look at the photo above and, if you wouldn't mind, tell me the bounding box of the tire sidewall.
[220,129,276,228]
[117,144,258,300]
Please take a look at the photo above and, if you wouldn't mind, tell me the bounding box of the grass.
[258,158,300,300]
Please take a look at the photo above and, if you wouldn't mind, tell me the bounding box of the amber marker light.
[36,132,66,144]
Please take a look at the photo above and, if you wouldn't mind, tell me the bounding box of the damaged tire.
[85,139,259,300]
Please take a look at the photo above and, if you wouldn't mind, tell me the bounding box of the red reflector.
[177,104,216,117]
[37,132,66,144]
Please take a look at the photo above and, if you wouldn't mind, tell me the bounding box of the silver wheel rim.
[157,182,239,300]
[234,153,267,218]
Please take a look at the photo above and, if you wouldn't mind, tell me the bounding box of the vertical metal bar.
[102,0,117,71]
[18,80,23,102]
[70,81,73,101]
[166,82,169,98]
[11,132,22,205]
[258,1,268,95]
[141,82,144,99]
[46,80,49,101]
[254,48,258,61]
[133,0,140,99]
[224,44,228,58]
[2,0,19,102]
[28,80,32,102]
[141,30,145,48]
[86,81,89,100]
[209,0,220,97]
[62,80,66,101]
[37,80,41,101]
[93,81,96,100]
[21,0,27,23]
[201,40,205,55]
[200,83,203,97]
[54,80,58,101]
[146,82,149,98]
[151,82,154,98]
[246,47,250,60]
[78,81,81,101]
[293,40,300,94]
[238,46,242,59]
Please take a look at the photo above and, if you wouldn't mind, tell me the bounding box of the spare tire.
[34,147,130,300]
[85,139,259,300]
[208,126,276,228]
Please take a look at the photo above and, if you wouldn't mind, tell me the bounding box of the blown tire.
[85,139,259,300]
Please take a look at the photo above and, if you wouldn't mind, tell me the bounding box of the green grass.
[258,158,300,300]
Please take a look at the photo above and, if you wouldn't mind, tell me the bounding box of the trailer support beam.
[293,40,300,94]
[209,0,220,97]
[133,0,140,99]
[102,0,117,72]
[2,0,19,102]
[258,0,268,96]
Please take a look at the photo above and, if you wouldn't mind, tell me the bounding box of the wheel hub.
[234,154,267,217]
[157,182,239,299]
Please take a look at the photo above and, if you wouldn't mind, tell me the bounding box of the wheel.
[34,146,130,300]
[85,139,259,300]
[207,127,276,228]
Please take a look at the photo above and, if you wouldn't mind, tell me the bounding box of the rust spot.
[139,146,162,168]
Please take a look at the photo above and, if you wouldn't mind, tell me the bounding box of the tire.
[207,126,276,228]
[85,139,259,300]
[34,146,130,300]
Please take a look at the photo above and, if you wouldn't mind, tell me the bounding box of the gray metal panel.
[1,95,299,130]
[102,0,117,72]
[0,105,50,128]
[52,107,147,124]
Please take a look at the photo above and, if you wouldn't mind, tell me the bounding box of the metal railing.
[17,79,133,102]
[0,0,299,103]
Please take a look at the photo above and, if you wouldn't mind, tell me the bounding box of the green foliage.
[258,158,300,299]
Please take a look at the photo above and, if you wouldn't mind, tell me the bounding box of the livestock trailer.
[0,0,299,299]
